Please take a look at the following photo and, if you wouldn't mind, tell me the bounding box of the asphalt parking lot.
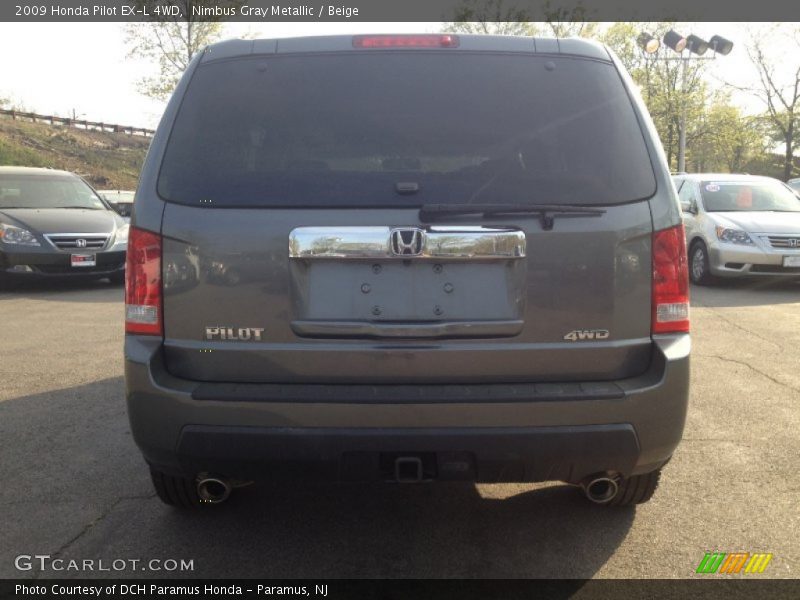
[1,277,798,579]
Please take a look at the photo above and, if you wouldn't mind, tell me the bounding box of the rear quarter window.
[158,52,656,208]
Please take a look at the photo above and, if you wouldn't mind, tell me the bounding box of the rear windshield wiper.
[419,203,606,230]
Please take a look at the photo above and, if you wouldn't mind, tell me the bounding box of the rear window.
[158,52,656,207]
[700,180,800,212]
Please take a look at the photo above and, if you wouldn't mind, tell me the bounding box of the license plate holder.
[71,254,96,267]
[783,255,800,267]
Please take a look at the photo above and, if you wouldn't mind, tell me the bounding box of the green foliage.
[0,138,47,166]
[691,100,767,172]
[0,118,149,189]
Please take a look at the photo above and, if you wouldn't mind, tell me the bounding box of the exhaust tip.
[582,475,620,504]
[196,476,231,504]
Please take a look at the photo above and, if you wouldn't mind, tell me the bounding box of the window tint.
[158,53,656,207]
[700,180,800,212]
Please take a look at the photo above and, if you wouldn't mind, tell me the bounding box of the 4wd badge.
[563,329,610,341]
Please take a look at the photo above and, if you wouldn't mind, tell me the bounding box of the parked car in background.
[0,167,128,283]
[673,173,800,284]
[100,190,135,221]
[126,34,690,509]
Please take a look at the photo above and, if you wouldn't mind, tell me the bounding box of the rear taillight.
[652,224,690,334]
[125,226,162,336]
[353,34,459,49]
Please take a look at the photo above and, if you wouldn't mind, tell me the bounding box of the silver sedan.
[673,174,800,284]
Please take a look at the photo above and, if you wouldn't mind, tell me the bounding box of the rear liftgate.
[289,225,527,482]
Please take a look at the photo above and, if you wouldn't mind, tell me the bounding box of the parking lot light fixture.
[637,32,660,54]
[686,35,710,56]
[639,30,734,172]
[709,35,734,56]
[663,30,687,53]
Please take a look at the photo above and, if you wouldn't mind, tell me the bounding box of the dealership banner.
[3,579,800,599]
[2,0,800,22]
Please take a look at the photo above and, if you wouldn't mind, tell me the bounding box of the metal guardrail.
[0,108,155,137]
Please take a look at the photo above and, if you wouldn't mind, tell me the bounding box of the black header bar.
[2,0,800,23]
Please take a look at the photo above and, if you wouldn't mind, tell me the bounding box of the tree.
[601,23,714,171]
[738,25,800,180]
[542,21,597,38]
[539,1,597,38]
[443,0,600,38]
[442,0,538,36]
[600,22,649,73]
[0,93,31,112]
[125,1,239,100]
[690,98,767,172]
[438,18,773,173]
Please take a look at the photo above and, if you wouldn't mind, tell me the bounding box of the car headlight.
[0,223,41,246]
[114,224,130,245]
[715,226,753,245]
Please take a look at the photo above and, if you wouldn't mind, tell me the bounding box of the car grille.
[44,234,110,250]
[766,235,800,249]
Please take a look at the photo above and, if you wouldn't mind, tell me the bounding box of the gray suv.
[125,34,690,508]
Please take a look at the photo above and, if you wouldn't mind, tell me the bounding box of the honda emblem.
[390,228,424,256]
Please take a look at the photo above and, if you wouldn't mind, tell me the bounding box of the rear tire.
[689,241,716,286]
[150,468,203,509]
[606,469,661,506]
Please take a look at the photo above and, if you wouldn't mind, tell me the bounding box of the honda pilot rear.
[125,34,690,508]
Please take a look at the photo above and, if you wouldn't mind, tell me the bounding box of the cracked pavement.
[1,277,798,579]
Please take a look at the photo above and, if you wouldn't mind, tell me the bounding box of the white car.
[673,173,800,284]
[99,190,134,221]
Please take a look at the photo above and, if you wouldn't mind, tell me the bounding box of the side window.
[678,181,697,210]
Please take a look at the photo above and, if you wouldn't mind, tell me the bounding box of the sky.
[0,22,787,130]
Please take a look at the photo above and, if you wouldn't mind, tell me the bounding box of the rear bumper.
[176,424,640,483]
[125,334,690,484]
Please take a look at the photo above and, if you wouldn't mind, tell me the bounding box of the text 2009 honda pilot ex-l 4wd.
[125,34,690,508]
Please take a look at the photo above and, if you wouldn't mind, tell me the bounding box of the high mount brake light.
[125,226,163,336]
[353,35,460,49]
[652,224,690,334]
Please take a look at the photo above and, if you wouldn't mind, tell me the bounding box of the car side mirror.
[680,200,695,214]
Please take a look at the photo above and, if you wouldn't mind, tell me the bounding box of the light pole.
[638,31,734,172]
